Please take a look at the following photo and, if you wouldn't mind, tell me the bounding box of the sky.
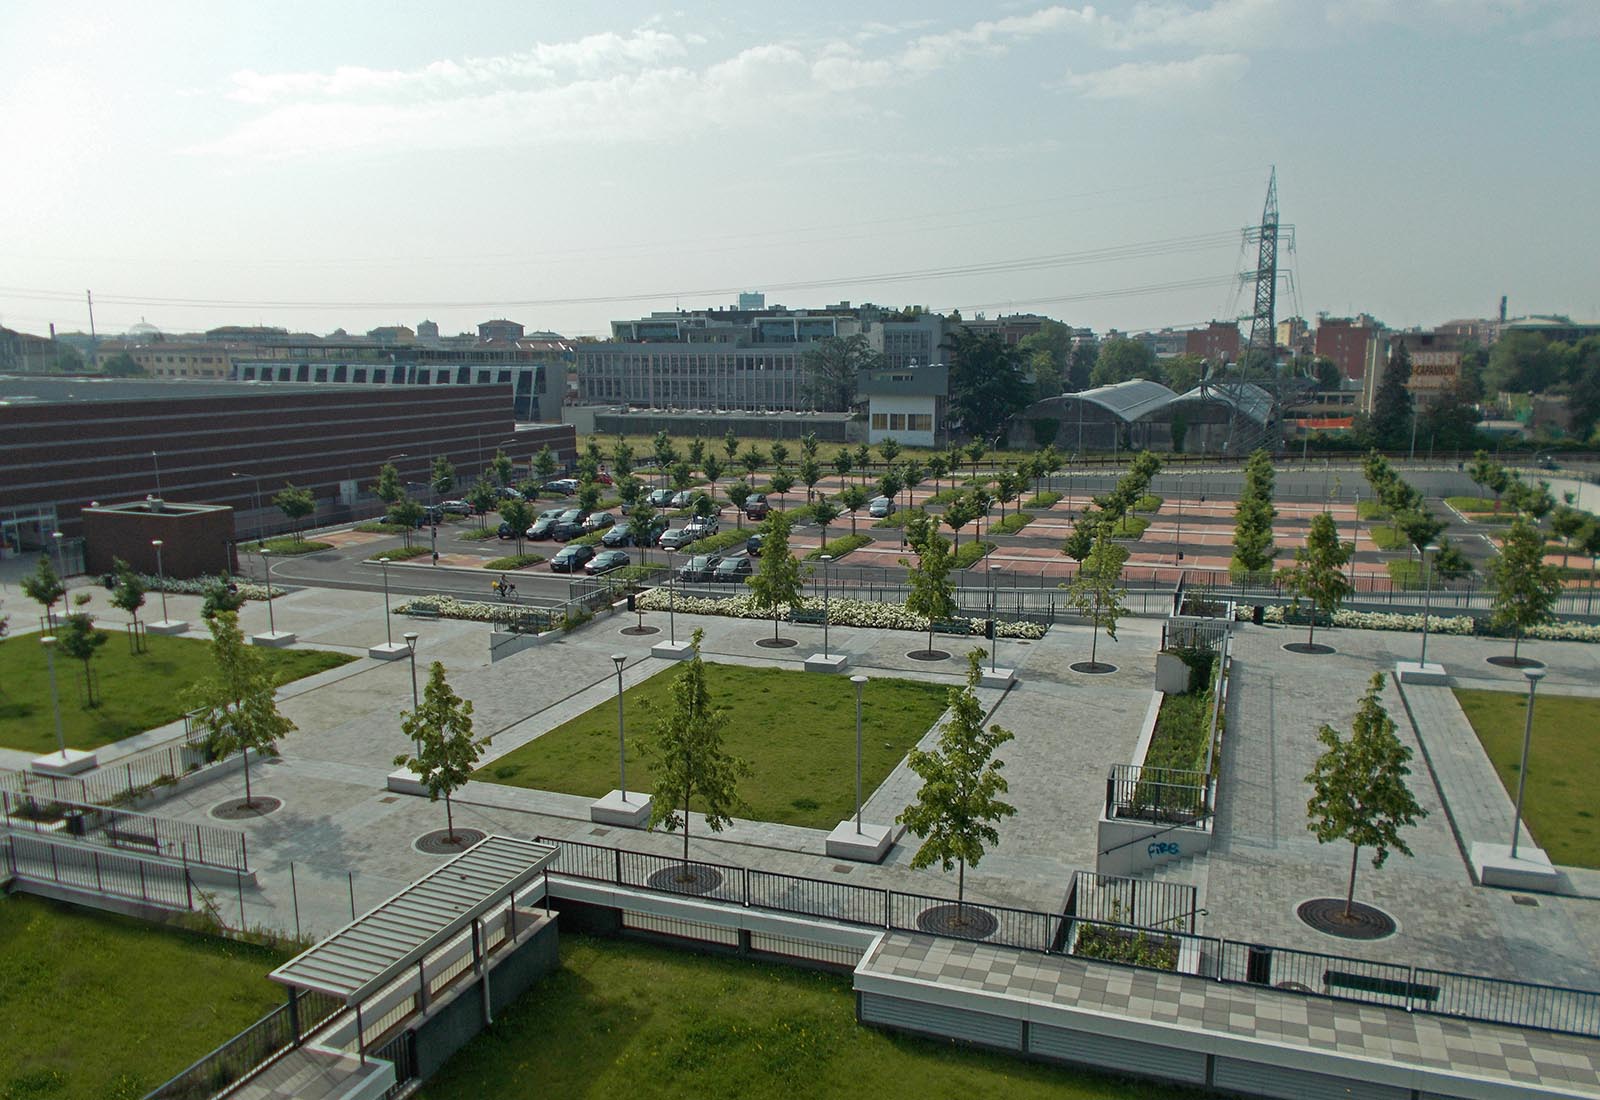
[2,1,1598,342]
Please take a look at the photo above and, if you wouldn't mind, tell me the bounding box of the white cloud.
[1065,52,1250,100]
[1099,0,1288,50]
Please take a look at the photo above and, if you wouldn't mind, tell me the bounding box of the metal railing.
[0,742,212,809]
[1105,764,1210,824]
[1065,871,1198,934]
[532,835,1600,1040]
[3,831,195,912]
[141,988,343,1100]
[0,790,247,872]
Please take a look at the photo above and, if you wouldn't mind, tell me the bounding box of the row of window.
[871,413,934,432]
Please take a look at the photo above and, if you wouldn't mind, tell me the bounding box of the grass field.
[476,663,949,829]
[1455,688,1600,868]
[0,633,353,753]
[0,895,290,1100]
[418,934,1201,1100]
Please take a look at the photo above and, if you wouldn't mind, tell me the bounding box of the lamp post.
[42,635,65,760]
[378,557,393,646]
[1510,667,1546,860]
[152,539,169,623]
[820,554,833,656]
[851,674,868,833]
[612,654,628,799]
[403,632,421,754]
[666,549,676,644]
[988,562,1002,672]
[151,450,163,498]
[1419,542,1440,666]
[52,530,65,579]
[260,548,276,635]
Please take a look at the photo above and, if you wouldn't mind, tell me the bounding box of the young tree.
[740,446,766,479]
[578,481,603,515]
[394,661,486,843]
[1066,528,1128,668]
[466,476,498,518]
[489,448,515,488]
[188,611,296,809]
[387,497,424,548]
[903,523,957,656]
[670,460,693,493]
[878,436,901,464]
[23,556,66,630]
[799,457,823,503]
[612,437,635,479]
[57,613,108,707]
[110,557,148,650]
[768,470,795,511]
[1231,449,1278,576]
[1275,511,1354,648]
[1305,673,1426,919]
[431,456,456,499]
[853,444,873,482]
[832,450,854,485]
[499,498,532,553]
[876,468,903,508]
[1551,501,1588,570]
[812,498,841,546]
[840,484,869,536]
[769,441,790,470]
[943,493,979,550]
[628,500,660,562]
[1061,509,1100,563]
[534,445,559,485]
[701,454,724,494]
[640,629,751,873]
[926,453,949,495]
[373,462,403,505]
[722,428,739,461]
[273,484,316,542]
[965,440,987,478]
[800,431,819,460]
[902,459,926,510]
[1488,518,1563,664]
[747,510,803,643]
[725,480,753,528]
[653,430,678,471]
[994,467,1024,520]
[897,650,1017,913]
[687,436,706,468]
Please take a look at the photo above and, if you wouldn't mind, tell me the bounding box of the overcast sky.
[3,1,1597,342]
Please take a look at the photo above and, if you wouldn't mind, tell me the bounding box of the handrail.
[1097,814,1209,858]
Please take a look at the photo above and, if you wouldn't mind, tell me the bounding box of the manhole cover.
[1282,642,1336,655]
[907,649,951,662]
[620,625,660,636]
[1487,655,1544,669]
[756,637,798,649]
[415,828,487,854]
[916,903,999,940]
[212,796,282,820]
[1070,661,1117,675]
[379,796,398,804]
[1296,898,1397,940]
[646,864,723,895]
[589,827,611,836]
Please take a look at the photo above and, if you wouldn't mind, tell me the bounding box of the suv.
[745,493,769,520]
[527,507,566,540]
[440,499,472,516]
[677,553,724,582]
[745,532,764,556]
[868,495,896,518]
[543,478,578,496]
[683,515,718,539]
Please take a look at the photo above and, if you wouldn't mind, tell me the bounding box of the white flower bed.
[135,574,276,601]
[1238,603,1600,643]
[633,589,1047,639]
[395,595,537,625]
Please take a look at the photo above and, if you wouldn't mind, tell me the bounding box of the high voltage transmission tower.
[1218,168,1298,455]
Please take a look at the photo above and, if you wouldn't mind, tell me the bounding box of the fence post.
[93,850,104,894]
[614,846,623,885]
[743,867,750,908]
[139,861,147,903]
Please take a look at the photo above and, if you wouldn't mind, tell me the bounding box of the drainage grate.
[589,827,611,837]
[379,796,399,804]
[833,864,853,874]
[1512,895,1540,907]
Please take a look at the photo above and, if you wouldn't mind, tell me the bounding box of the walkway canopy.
[1006,379,1178,452]
[270,835,556,1003]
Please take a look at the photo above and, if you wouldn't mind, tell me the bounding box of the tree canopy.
[801,334,882,412]
[944,328,1031,443]
[188,611,296,808]
[394,661,485,841]
[1275,511,1353,647]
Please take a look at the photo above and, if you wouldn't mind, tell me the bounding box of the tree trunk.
[774,608,780,641]
[1307,615,1316,649]
[682,773,693,876]
[82,661,94,708]
[927,625,935,656]
[956,857,966,925]
[243,749,253,808]
[1344,844,1361,918]
[1513,627,1522,663]
[445,793,455,841]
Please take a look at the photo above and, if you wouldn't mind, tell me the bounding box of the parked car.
[543,478,579,496]
[647,488,675,507]
[586,549,630,575]
[677,553,725,582]
[549,544,596,573]
[683,515,718,539]
[746,532,764,556]
[527,507,566,540]
[496,486,523,500]
[552,508,589,540]
[712,555,754,583]
[669,489,693,510]
[658,526,700,551]
[419,505,444,526]
[603,516,667,548]
[497,521,516,540]
[582,512,616,534]
[868,495,896,518]
[440,500,472,516]
[745,493,769,519]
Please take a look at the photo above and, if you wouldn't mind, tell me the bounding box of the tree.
[499,498,532,553]
[272,484,315,542]
[669,460,693,494]
[840,485,868,535]
[740,447,766,479]
[57,613,108,707]
[903,523,957,656]
[769,441,790,470]
[702,454,724,492]
[943,493,979,550]
[800,431,819,460]
[747,510,802,643]
[801,333,881,411]
[965,440,987,477]
[1305,673,1426,919]
[833,450,854,485]
[725,481,752,528]
[101,351,146,377]
[189,611,296,809]
[1467,451,1499,505]
[926,453,949,494]
[394,661,486,843]
[534,445,559,485]
[431,456,456,499]
[944,328,1031,442]
[1275,512,1353,648]
[853,444,872,482]
[612,437,635,479]
[653,430,678,471]
[897,651,1017,913]
[876,468,903,509]
[490,449,515,488]
[23,557,66,630]
[373,463,403,506]
[1231,449,1278,575]
[1488,518,1562,663]
[799,457,823,503]
[1066,529,1128,668]
[578,481,603,515]
[687,437,706,468]
[768,470,794,511]
[994,467,1024,519]
[722,428,739,461]
[1062,510,1100,563]
[640,629,751,872]
[812,499,841,546]
[387,497,424,547]
[1394,507,1446,559]
[1016,319,1074,400]
[1550,502,1587,570]
[1363,343,1414,450]
[466,476,498,518]
[878,437,901,464]
[110,558,148,650]
[628,500,659,561]
[1090,337,1157,388]
[1161,353,1206,396]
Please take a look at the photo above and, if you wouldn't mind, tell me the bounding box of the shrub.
[1023,491,1062,509]
[804,534,872,561]
[951,540,996,569]
[483,553,545,570]
[367,545,433,562]
[993,512,1034,535]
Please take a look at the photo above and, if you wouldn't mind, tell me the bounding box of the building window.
[908,414,933,432]
[889,413,905,430]
[871,413,888,430]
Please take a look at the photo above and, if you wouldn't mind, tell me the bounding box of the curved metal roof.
[1169,382,1273,425]
[1019,379,1177,424]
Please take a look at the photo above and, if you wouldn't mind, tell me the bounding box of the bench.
[791,608,827,626]
[104,827,161,851]
[931,618,974,636]
[404,607,441,619]
[1323,969,1439,1004]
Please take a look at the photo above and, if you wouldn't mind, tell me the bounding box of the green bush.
[952,540,996,569]
[257,538,332,555]
[457,527,498,541]
[1356,500,1388,520]
[1108,514,1150,539]
[1023,491,1062,509]
[366,546,432,562]
[355,521,412,535]
[681,529,747,557]
[1142,690,1214,774]
[804,534,872,561]
[1133,493,1163,512]
[1367,524,1407,551]
[484,553,546,570]
[1073,924,1179,970]
[993,512,1034,535]
[1445,496,1499,513]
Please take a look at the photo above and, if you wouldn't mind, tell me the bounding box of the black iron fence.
[0,789,247,872]
[0,742,212,809]
[1066,871,1199,933]
[3,832,195,912]
[141,988,343,1100]
[1105,764,1210,824]
[533,836,1600,1040]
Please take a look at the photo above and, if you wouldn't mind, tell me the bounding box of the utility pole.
[86,290,96,344]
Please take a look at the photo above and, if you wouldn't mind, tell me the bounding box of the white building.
[859,363,948,448]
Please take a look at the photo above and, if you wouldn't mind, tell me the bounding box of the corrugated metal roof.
[1020,380,1177,423]
[1170,382,1273,425]
[269,835,556,1002]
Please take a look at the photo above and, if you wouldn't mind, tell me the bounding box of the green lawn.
[1445,495,1501,514]
[1366,523,1407,551]
[419,935,1200,1100]
[0,633,353,753]
[1455,689,1600,868]
[257,537,332,555]
[477,663,949,829]
[0,895,290,1100]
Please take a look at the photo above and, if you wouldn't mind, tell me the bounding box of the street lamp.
[988,562,1002,672]
[612,654,628,800]
[1419,542,1440,666]
[260,548,276,635]
[820,554,833,656]
[41,635,65,761]
[851,674,869,833]
[52,530,64,578]
[403,632,421,754]
[666,549,676,645]
[1510,667,1546,860]
[152,539,169,623]
[378,557,393,646]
